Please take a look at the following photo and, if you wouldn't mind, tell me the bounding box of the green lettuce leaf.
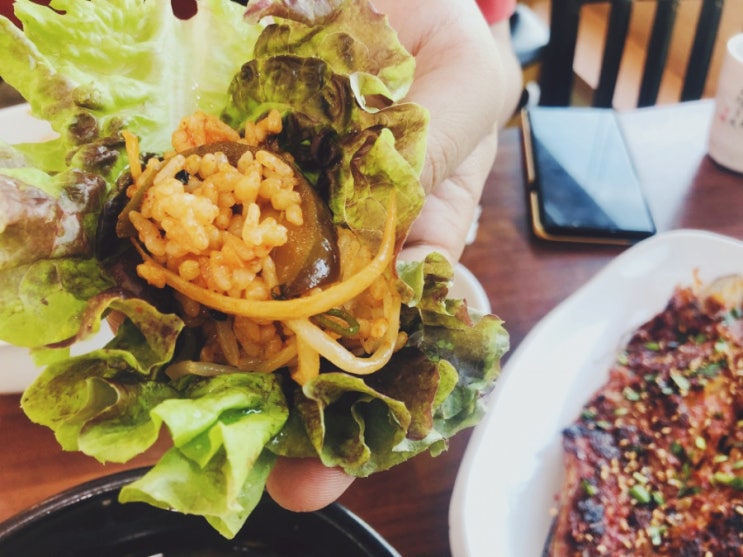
[0,169,106,272]
[0,258,113,347]
[222,56,427,245]
[269,254,509,476]
[120,447,277,539]
[0,0,261,171]
[0,0,263,346]
[222,0,427,245]
[22,291,289,539]
[119,373,288,539]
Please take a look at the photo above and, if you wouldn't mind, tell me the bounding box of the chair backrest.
[538,0,725,108]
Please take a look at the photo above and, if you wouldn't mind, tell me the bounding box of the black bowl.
[0,467,400,557]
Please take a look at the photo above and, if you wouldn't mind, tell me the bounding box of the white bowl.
[0,326,114,394]
[451,264,491,314]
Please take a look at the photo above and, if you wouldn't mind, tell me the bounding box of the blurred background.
[515,0,743,111]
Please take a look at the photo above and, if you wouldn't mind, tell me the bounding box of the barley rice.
[129,110,397,380]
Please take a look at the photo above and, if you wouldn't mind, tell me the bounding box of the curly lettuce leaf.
[221,0,426,245]
[20,296,184,458]
[0,0,261,169]
[0,0,261,341]
[119,373,288,539]
[269,254,509,476]
[0,169,106,271]
[0,258,114,347]
[22,292,289,539]
[222,54,427,244]
[246,0,416,102]
[121,446,277,539]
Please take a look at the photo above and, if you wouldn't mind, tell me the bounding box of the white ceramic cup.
[708,33,743,173]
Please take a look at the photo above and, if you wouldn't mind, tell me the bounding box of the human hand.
[266,0,509,512]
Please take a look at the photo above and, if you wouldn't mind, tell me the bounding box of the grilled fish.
[547,275,743,556]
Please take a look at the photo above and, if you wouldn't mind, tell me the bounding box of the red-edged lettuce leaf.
[22,289,290,540]
[268,253,509,476]
[0,169,106,270]
[221,0,428,245]
[0,258,114,348]
[245,0,415,102]
[20,296,184,458]
[0,165,110,349]
[221,55,427,245]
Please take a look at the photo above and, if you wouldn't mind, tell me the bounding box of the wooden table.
[1,100,741,556]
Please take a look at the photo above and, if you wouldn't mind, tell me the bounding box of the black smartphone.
[521,106,656,245]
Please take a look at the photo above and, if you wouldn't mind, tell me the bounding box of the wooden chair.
[538,0,725,108]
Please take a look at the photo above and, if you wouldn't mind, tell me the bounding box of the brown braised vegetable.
[118,141,340,298]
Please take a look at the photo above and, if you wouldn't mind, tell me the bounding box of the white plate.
[449,229,743,557]
[0,102,56,144]
[0,329,114,394]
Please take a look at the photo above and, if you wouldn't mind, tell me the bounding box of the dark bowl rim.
[0,466,401,557]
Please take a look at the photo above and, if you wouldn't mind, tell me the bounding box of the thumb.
[402,127,498,264]
[265,457,355,512]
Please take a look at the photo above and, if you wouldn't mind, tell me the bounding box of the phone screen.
[522,107,656,245]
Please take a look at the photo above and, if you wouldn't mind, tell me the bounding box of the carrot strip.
[122,130,142,180]
[132,196,398,321]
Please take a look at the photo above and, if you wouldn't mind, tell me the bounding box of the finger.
[265,457,355,512]
[386,1,504,193]
[401,125,498,263]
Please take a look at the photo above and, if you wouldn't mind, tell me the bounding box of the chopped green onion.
[714,340,728,353]
[697,362,722,377]
[581,408,597,421]
[629,484,651,504]
[644,341,661,351]
[310,308,360,337]
[670,372,690,393]
[647,525,666,546]
[581,479,598,497]
[695,436,707,450]
[679,485,701,497]
[712,473,743,490]
[659,382,674,395]
[623,386,641,402]
[652,491,665,506]
[670,441,685,458]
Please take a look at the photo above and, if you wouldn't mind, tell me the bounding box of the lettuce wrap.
[0,0,508,538]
